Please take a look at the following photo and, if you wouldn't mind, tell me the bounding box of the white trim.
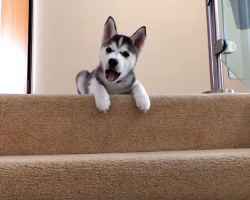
[31,0,37,94]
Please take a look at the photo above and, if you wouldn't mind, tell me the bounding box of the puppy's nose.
[108,58,118,68]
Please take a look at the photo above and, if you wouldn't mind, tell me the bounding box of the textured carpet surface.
[0,94,250,155]
[1,94,250,199]
[1,149,250,200]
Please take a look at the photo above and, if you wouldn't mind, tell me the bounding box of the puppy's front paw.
[95,96,110,112]
[134,95,150,113]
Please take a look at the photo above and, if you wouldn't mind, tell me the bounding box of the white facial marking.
[100,40,137,83]
[118,37,123,47]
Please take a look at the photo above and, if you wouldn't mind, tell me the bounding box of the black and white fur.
[76,16,150,112]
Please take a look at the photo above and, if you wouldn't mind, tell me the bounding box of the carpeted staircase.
[1,94,250,199]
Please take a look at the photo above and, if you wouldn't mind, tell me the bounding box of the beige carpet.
[0,94,250,199]
[0,94,250,155]
[1,149,250,200]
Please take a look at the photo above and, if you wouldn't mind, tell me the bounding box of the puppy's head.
[100,16,146,83]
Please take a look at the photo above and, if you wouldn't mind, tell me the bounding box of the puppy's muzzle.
[105,58,121,82]
[108,58,118,68]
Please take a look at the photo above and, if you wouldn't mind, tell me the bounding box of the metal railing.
[203,0,235,93]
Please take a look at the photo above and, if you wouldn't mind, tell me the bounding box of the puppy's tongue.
[108,71,115,82]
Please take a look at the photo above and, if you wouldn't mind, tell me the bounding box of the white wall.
[0,0,2,33]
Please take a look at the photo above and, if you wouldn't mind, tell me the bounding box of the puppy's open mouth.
[105,69,121,82]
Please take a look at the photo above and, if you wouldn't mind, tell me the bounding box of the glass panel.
[220,0,250,91]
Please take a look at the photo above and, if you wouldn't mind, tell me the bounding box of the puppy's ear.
[102,16,117,43]
[130,26,146,52]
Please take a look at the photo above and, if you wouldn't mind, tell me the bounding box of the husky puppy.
[76,16,150,112]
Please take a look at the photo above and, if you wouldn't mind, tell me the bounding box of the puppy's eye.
[121,51,130,57]
[106,47,113,53]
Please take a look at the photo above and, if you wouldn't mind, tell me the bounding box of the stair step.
[0,149,250,199]
[0,94,250,155]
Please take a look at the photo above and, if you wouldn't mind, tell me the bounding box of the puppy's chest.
[105,82,131,94]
